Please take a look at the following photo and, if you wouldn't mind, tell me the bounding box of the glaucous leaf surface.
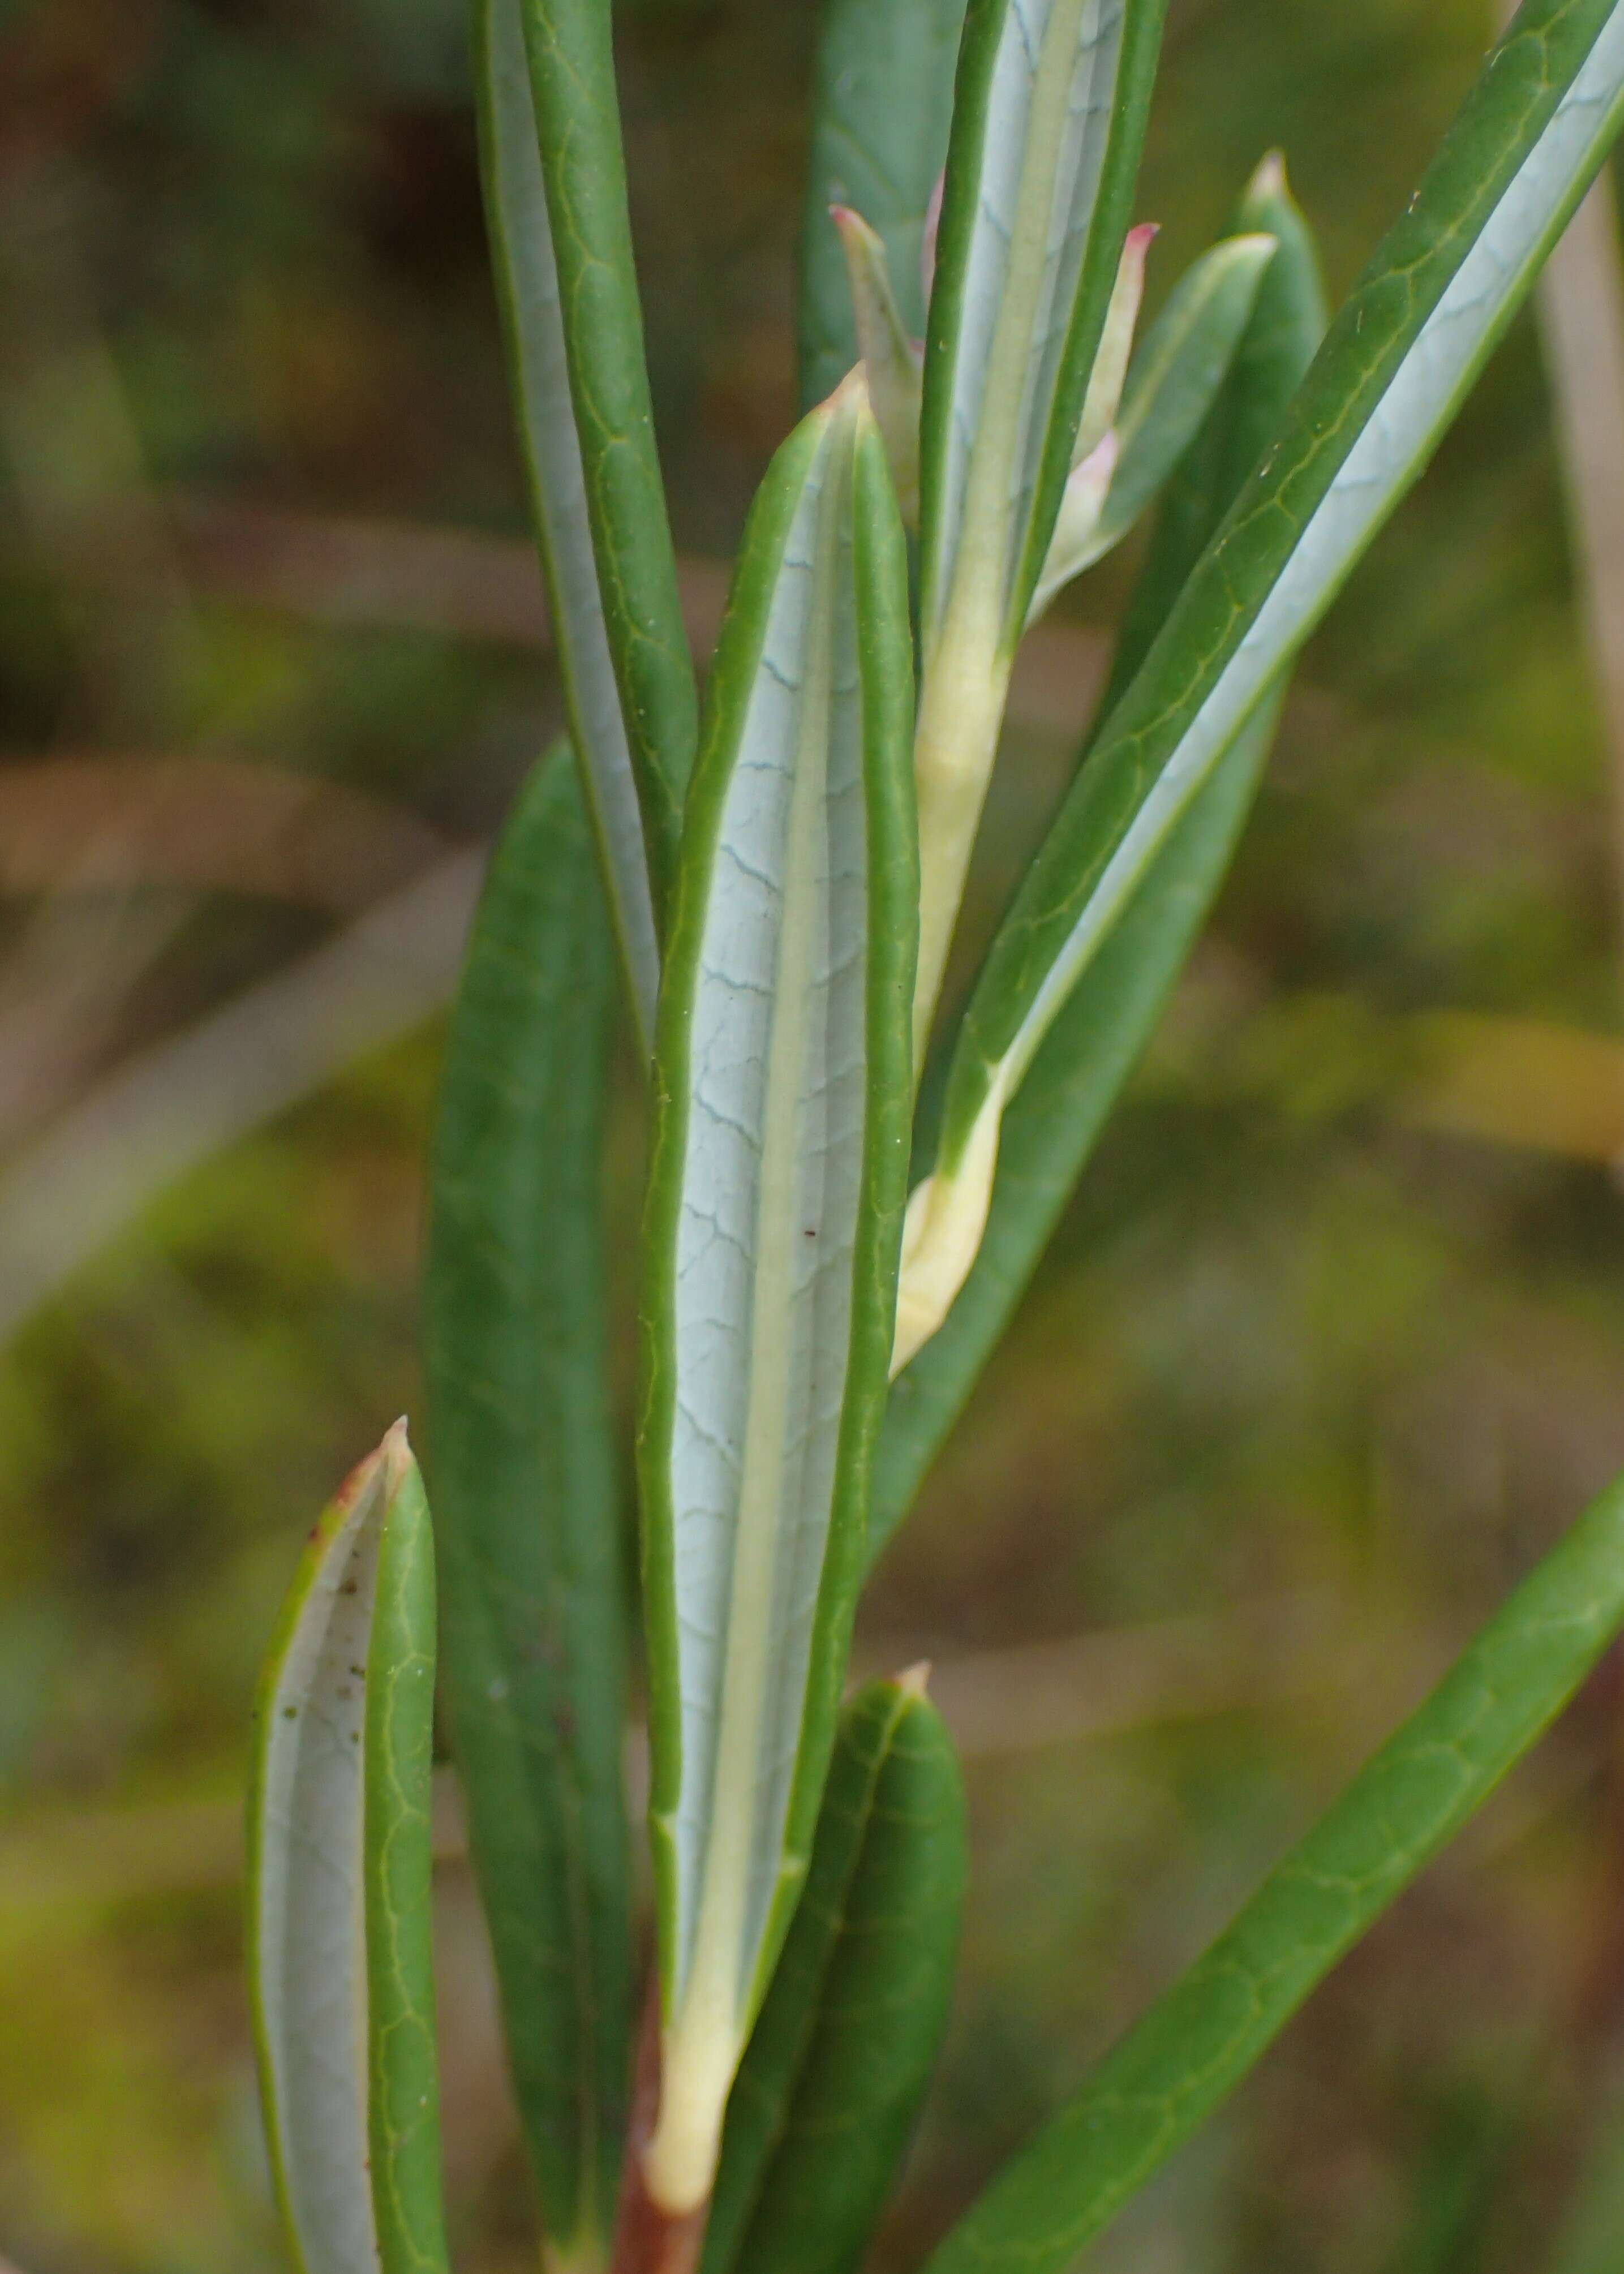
[909,0,1166,1054]
[944,0,1624,1175]
[472,0,663,1050]
[892,0,1624,1399]
[638,382,917,2215]
[918,0,1167,645]
[247,1426,447,2274]
[873,154,1325,1549]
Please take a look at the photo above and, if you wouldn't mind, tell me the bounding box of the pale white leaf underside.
[933,0,1126,624]
[252,1473,385,2274]
[665,415,869,2028]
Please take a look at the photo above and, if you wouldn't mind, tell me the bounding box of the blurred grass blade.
[1381,2091,1512,2274]
[911,0,1166,1055]
[701,1675,967,2274]
[923,1461,1624,2274]
[873,155,1324,1549]
[1549,2077,1624,2274]
[247,1425,448,2274]
[895,0,1624,1378]
[424,747,630,2271]
[1028,229,1277,616]
[918,0,1167,639]
[798,0,967,409]
[472,0,664,1049]
[638,380,917,2219]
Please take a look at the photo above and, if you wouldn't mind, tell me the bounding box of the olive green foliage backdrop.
[4,1,1624,2269]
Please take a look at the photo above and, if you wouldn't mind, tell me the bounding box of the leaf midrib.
[677,421,850,2056]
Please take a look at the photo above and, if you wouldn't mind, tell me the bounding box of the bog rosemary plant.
[247,5,1624,2272]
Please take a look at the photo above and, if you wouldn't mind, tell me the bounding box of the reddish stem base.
[609,1978,708,2274]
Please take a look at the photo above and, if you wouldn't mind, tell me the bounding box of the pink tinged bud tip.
[1249,151,1288,202]
[1072,427,1119,504]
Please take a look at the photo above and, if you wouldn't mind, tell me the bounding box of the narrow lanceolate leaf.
[798,0,968,410]
[925,1460,1624,2274]
[637,380,917,2219]
[480,0,698,1037]
[1027,229,1277,618]
[910,0,1167,1057]
[247,1425,448,2274]
[518,0,698,838]
[894,0,1624,1381]
[424,748,630,2271]
[473,0,664,1050]
[702,1678,967,2274]
[873,153,1324,1547]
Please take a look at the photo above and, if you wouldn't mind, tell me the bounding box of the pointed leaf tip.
[832,204,923,523]
[248,1432,446,2274]
[796,0,963,407]
[1073,224,1158,468]
[1248,149,1288,202]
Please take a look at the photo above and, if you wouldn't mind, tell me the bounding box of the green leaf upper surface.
[871,160,1324,1551]
[424,748,630,2266]
[935,0,1624,1177]
[509,0,697,965]
[363,1452,445,2274]
[798,0,967,410]
[925,1461,1624,2274]
[918,0,1167,652]
[701,1678,967,2274]
[637,387,916,2211]
[247,1426,448,2274]
[473,0,664,1050]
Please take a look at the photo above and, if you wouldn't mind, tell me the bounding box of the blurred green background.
[8,0,1624,2267]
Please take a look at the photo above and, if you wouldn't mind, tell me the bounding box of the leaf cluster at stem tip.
[243,7,1624,2274]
